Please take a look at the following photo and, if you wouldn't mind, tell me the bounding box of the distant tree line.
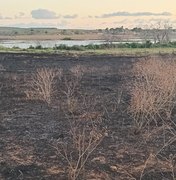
[101,22,174,44]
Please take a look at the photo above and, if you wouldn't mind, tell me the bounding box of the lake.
[0,39,150,49]
[0,40,108,49]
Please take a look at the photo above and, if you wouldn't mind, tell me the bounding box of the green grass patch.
[0,42,176,56]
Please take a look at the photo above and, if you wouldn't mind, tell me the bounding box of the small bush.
[12,46,20,49]
[28,45,35,49]
[62,37,72,40]
[35,45,43,49]
[54,44,69,50]
[71,45,85,51]
[145,40,152,48]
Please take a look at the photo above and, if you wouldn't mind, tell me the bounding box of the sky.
[0,0,176,29]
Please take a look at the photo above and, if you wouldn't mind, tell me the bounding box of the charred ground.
[0,53,175,180]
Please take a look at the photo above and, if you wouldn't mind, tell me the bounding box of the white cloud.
[95,11,172,18]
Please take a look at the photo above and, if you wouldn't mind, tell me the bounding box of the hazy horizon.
[1,0,176,29]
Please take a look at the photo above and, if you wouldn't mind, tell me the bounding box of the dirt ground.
[0,53,175,180]
[0,32,138,41]
[0,33,104,41]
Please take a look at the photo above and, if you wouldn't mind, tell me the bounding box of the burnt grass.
[0,53,175,180]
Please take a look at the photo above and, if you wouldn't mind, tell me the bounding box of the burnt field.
[0,53,176,180]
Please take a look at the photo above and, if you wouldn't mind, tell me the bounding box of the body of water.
[0,39,152,49]
[0,40,108,49]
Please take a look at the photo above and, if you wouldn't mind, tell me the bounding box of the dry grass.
[129,57,176,129]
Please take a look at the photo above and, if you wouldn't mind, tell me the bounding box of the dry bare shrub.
[55,118,105,180]
[55,89,106,179]
[61,65,86,113]
[70,65,86,80]
[62,76,104,118]
[25,67,62,104]
[129,57,176,129]
[77,95,105,123]
[67,96,79,113]
[62,78,80,113]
